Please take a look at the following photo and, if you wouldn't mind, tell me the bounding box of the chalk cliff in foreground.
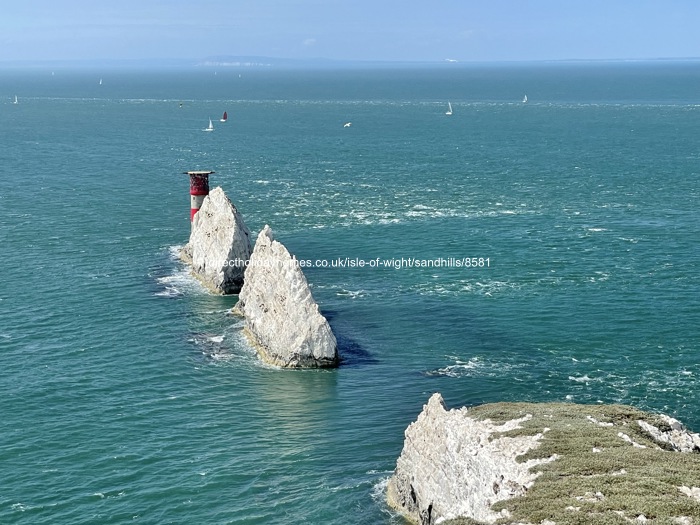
[232,225,338,368]
[180,187,252,294]
[387,393,700,525]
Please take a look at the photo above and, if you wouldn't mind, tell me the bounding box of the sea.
[1,61,699,524]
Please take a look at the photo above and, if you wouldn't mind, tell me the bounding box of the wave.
[154,268,206,297]
[335,288,368,299]
[408,279,522,298]
[568,374,596,383]
[327,470,392,493]
[426,356,519,379]
[153,246,207,297]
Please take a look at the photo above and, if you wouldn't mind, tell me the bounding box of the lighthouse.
[184,170,214,221]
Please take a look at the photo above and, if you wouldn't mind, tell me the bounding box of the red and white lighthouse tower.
[184,170,214,221]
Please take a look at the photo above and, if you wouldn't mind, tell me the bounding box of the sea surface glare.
[1,62,699,524]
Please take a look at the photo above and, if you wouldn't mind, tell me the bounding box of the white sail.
[203,118,214,132]
[445,101,452,115]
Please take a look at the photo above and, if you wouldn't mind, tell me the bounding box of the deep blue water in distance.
[1,62,699,524]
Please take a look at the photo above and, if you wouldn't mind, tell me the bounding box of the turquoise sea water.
[1,62,699,524]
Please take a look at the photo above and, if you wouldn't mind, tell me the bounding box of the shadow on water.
[324,310,379,368]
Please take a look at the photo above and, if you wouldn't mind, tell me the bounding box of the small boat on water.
[445,101,452,115]
[203,118,214,132]
[220,111,228,122]
[522,94,528,103]
[13,95,18,104]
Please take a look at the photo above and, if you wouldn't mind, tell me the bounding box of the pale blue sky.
[1,0,699,63]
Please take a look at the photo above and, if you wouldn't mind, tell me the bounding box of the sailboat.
[203,118,214,132]
[522,94,528,103]
[13,95,18,105]
[220,111,228,122]
[445,101,453,115]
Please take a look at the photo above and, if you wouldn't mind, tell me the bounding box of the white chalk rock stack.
[180,187,252,294]
[233,225,338,368]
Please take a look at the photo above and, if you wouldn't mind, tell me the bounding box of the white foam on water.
[197,328,275,370]
[568,375,594,383]
[371,476,405,522]
[411,279,521,298]
[191,333,233,361]
[366,469,394,476]
[327,479,374,492]
[427,356,519,379]
[559,361,700,415]
[336,289,367,299]
[155,269,206,297]
[154,246,209,297]
[371,476,390,502]
[430,357,483,377]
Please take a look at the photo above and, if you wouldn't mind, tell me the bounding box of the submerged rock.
[232,225,338,368]
[180,187,251,294]
[388,393,700,525]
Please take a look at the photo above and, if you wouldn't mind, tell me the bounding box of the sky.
[1,0,699,64]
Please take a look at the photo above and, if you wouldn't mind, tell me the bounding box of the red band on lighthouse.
[184,170,214,221]
[189,173,210,195]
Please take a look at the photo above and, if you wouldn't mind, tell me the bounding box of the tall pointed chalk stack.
[233,225,339,368]
[180,187,252,294]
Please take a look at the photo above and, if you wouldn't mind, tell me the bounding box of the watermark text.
[223,257,490,270]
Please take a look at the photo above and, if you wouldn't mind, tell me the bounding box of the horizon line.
[2,55,700,69]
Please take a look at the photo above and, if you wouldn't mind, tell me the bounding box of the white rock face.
[387,393,556,525]
[180,187,252,294]
[233,225,338,368]
[637,415,700,452]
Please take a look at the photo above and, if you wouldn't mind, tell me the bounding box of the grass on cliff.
[444,402,700,525]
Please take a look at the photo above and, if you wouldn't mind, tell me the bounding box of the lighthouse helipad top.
[183,171,215,175]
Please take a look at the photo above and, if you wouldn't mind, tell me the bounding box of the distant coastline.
[1,55,700,71]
